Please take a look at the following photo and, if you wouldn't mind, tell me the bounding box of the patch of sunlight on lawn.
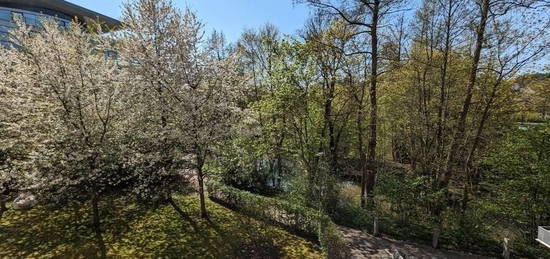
[0,195,322,259]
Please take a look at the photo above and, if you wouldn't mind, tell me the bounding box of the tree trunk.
[440,0,489,189]
[276,115,287,179]
[502,238,510,259]
[462,79,500,206]
[359,105,368,207]
[275,153,283,187]
[324,80,338,176]
[0,200,6,220]
[436,0,453,159]
[432,224,441,248]
[196,156,208,219]
[91,193,106,258]
[197,173,207,219]
[461,172,470,213]
[365,0,380,205]
[373,216,379,236]
[91,194,101,234]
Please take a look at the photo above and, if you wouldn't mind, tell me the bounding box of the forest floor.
[339,226,494,259]
[0,195,322,258]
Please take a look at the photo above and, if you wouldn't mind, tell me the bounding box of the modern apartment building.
[0,0,121,47]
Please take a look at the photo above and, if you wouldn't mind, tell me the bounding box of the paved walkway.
[339,226,494,259]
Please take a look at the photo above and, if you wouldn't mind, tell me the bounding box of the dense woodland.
[0,0,549,258]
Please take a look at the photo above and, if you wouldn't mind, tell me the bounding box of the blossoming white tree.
[120,0,245,218]
[0,19,132,256]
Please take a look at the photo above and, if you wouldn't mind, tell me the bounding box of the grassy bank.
[0,195,322,258]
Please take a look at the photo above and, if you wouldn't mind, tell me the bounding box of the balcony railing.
[537,226,550,249]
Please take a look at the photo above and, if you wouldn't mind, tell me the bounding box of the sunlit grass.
[0,195,322,258]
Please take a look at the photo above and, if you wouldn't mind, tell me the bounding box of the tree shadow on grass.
[1,203,101,258]
[145,195,284,258]
[205,215,283,259]
[168,196,200,233]
[202,197,321,259]
[0,195,322,258]
[0,198,151,258]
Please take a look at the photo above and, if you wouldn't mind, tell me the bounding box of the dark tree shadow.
[168,196,199,233]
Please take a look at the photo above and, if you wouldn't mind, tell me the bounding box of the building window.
[0,7,72,48]
[0,10,10,22]
[24,13,42,28]
[58,20,71,29]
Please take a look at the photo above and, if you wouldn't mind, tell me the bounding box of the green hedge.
[207,180,350,259]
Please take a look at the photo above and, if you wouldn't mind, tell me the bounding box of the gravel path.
[339,226,494,259]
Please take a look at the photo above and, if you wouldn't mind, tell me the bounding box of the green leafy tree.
[482,124,550,245]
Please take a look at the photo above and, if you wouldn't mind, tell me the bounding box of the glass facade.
[0,9,11,46]
[0,7,71,47]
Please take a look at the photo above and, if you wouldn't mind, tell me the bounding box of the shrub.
[207,180,350,259]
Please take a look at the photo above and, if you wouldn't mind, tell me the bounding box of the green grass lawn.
[0,195,322,258]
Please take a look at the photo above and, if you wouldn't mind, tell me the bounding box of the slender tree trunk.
[502,238,511,259]
[275,153,283,187]
[91,194,101,233]
[436,0,453,158]
[197,173,207,218]
[461,81,499,209]
[461,167,471,212]
[272,166,277,187]
[91,192,106,258]
[324,80,338,176]
[268,159,276,187]
[358,102,368,207]
[432,223,441,248]
[196,155,208,219]
[365,0,380,206]
[530,188,539,244]
[0,200,6,220]
[432,0,490,247]
[373,216,379,236]
[440,0,489,188]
